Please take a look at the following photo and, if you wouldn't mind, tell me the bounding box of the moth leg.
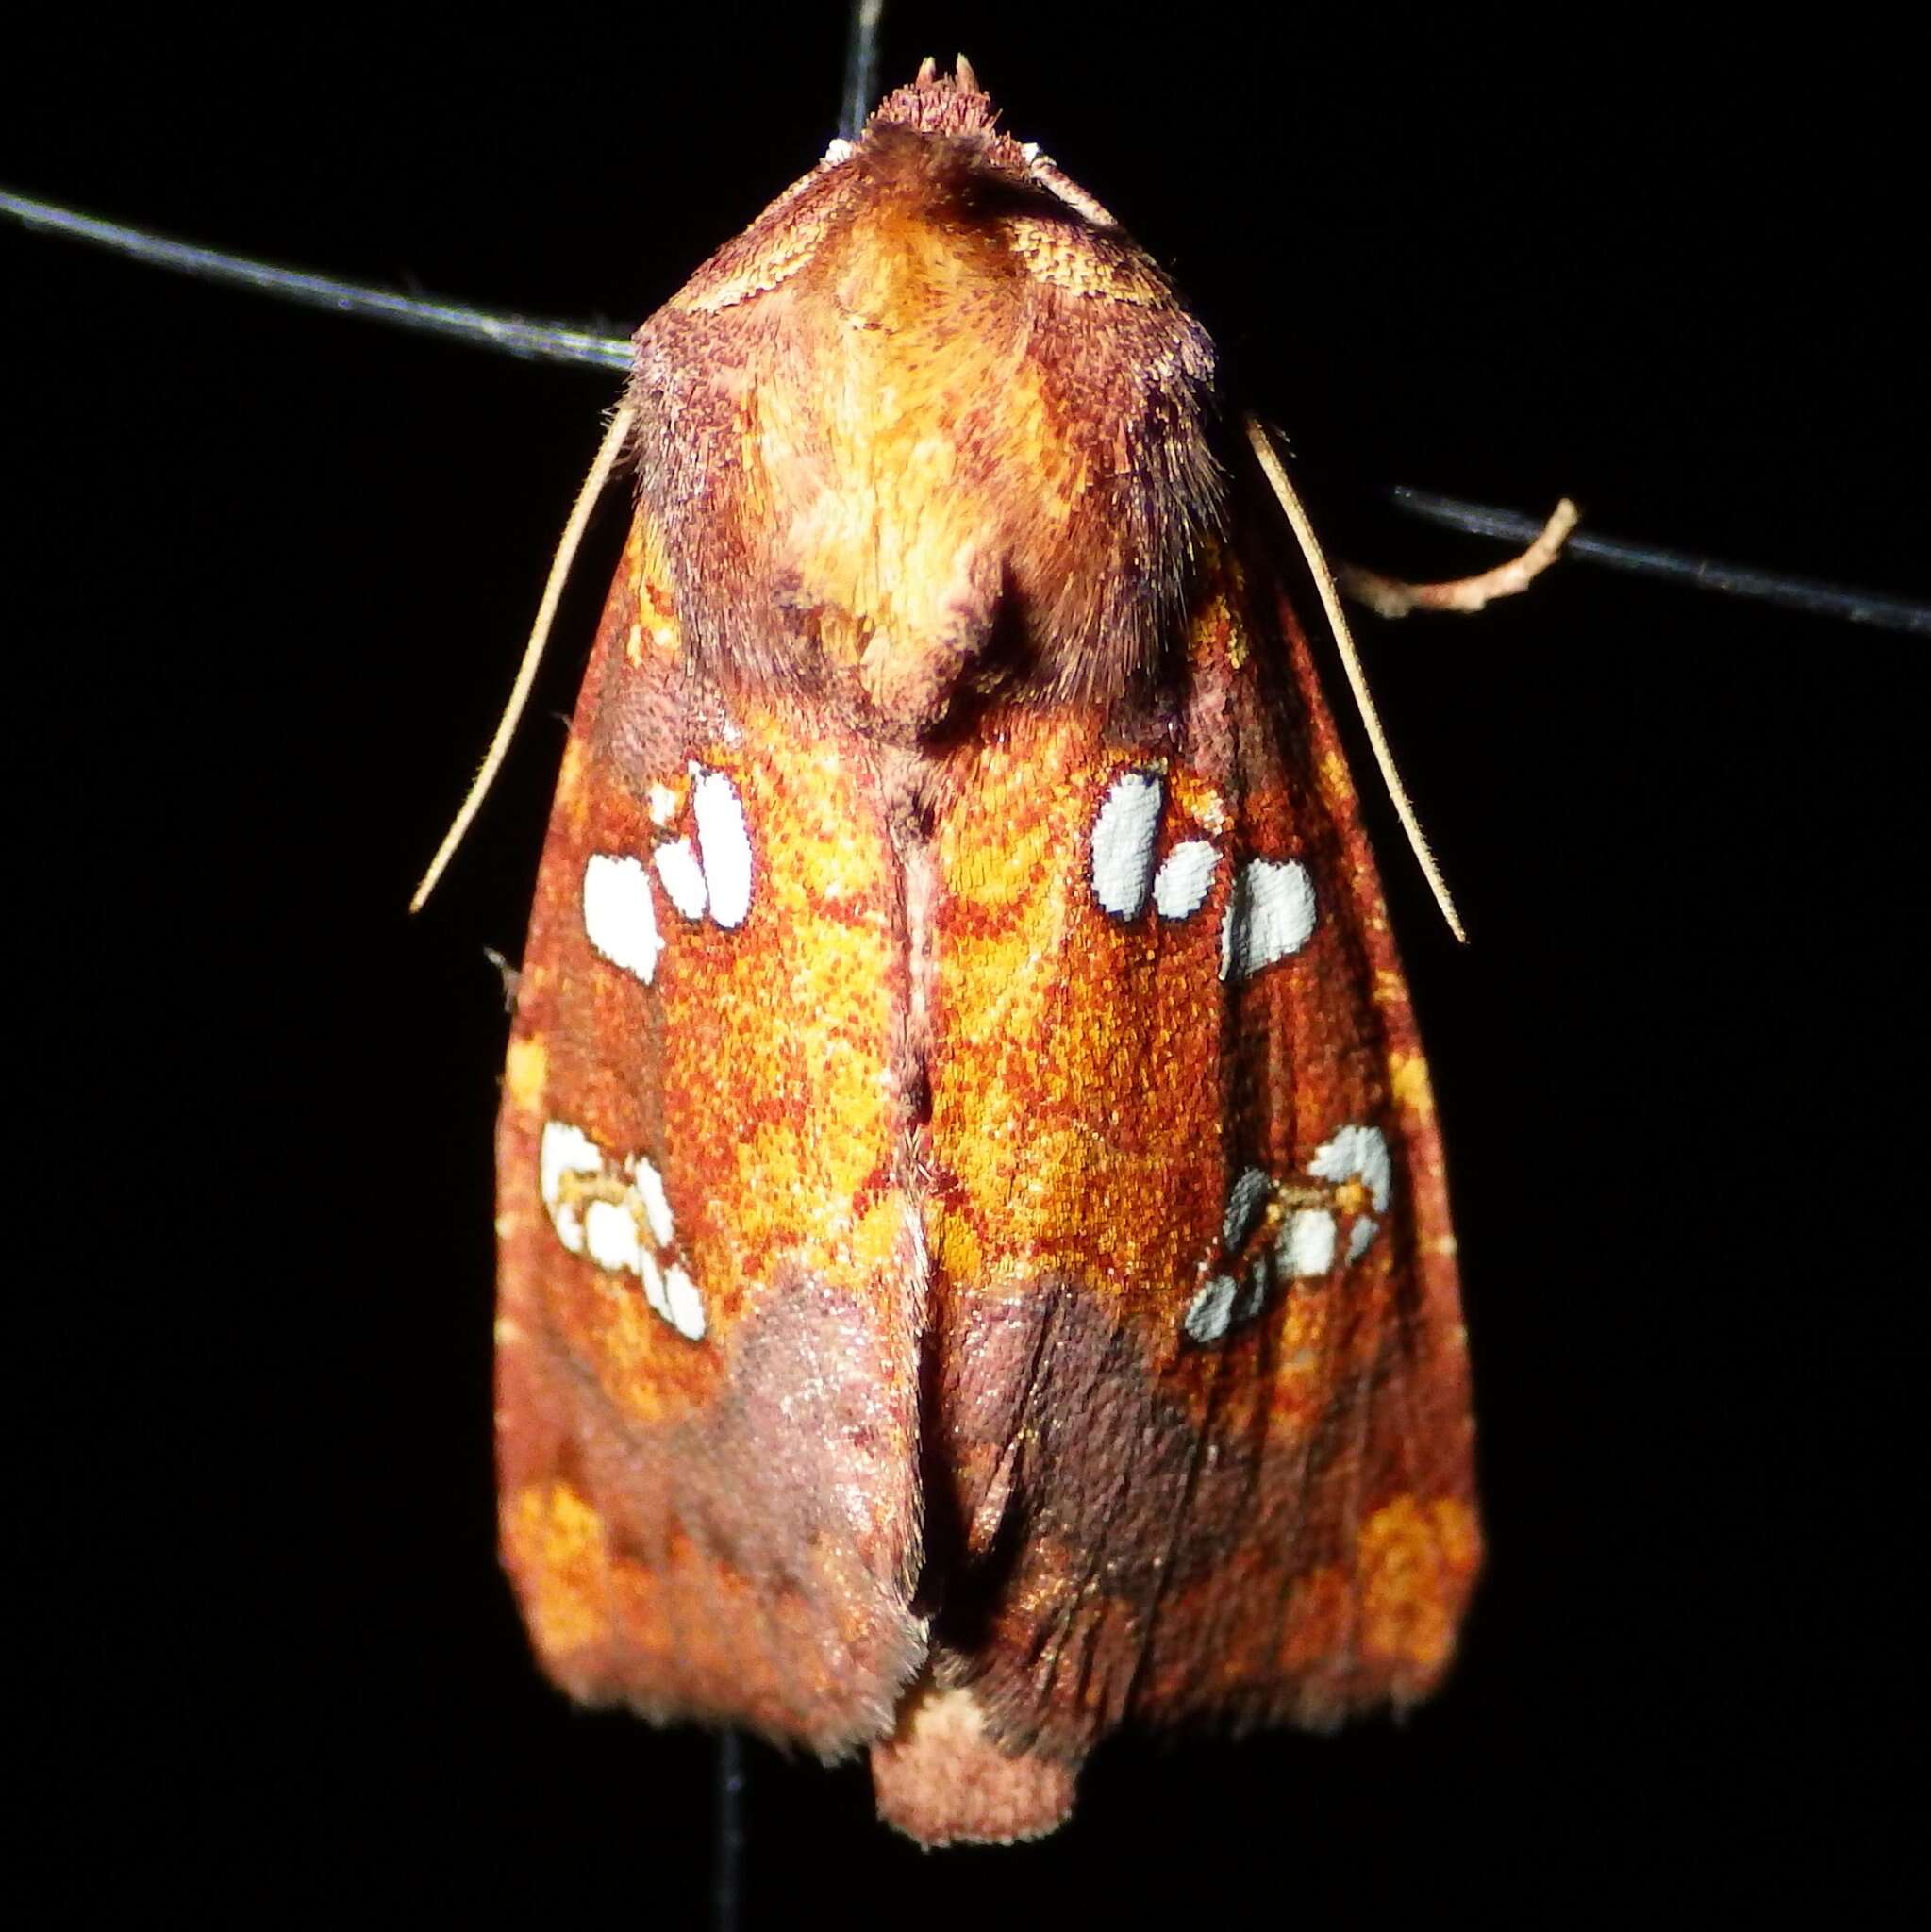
[1338,497,1578,617]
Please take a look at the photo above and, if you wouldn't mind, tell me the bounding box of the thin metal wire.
[712,1731,746,1932]
[841,0,885,142]
[0,188,634,371]
[7,184,1923,638]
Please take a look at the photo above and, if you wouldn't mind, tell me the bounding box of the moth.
[492,59,1479,1844]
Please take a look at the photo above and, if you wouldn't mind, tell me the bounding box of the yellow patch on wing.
[504,1035,548,1113]
[1171,770,1230,836]
[635,514,684,658]
[553,736,590,822]
[1388,1047,1437,1119]
[1319,747,1357,805]
[504,1479,611,1660]
[1356,1495,1481,1678]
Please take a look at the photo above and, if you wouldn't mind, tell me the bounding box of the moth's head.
[840,55,1126,242]
[664,57,1157,318]
[864,52,1004,139]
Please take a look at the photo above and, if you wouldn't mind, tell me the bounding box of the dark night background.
[5,6,1921,1918]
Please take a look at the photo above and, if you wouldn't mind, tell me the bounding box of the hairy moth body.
[495,62,1478,1845]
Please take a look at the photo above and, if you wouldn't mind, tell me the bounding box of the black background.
[5,4,1921,1919]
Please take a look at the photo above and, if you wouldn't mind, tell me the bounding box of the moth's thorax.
[760,182,1065,718]
[630,89,1225,732]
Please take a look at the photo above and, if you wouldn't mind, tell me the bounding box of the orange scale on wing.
[928,707,1230,1322]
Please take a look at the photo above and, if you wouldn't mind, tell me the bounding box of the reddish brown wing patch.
[494,515,927,1753]
[914,534,1478,1765]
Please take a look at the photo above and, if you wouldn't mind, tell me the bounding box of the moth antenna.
[1340,499,1579,618]
[1245,416,1469,944]
[409,402,637,912]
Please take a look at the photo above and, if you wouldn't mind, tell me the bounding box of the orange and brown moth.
[492,60,1479,1844]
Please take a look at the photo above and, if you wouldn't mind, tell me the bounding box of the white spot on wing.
[540,1122,599,1209]
[1308,1124,1392,1214]
[1220,858,1316,981]
[653,838,708,920]
[538,1121,601,1256]
[583,1199,641,1275]
[633,1158,675,1250]
[582,853,662,985]
[536,1123,706,1341]
[1154,840,1219,921]
[1280,1208,1337,1277]
[646,782,679,827]
[691,767,753,928]
[1347,1216,1379,1262]
[1184,1275,1238,1345]
[664,1265,706,1341]
[1090,771,1164,920]
[640,1251,670,1322]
